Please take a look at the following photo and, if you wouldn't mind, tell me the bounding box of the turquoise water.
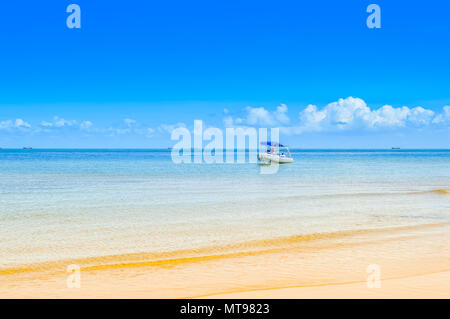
[1,149,449,267]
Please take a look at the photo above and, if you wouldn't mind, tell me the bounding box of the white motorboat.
[258,142,293,164]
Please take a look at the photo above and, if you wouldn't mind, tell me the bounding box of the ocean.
[1,149,449,268]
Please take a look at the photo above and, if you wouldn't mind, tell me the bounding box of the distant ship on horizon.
[23,147,33,150]
[391,147,401,150]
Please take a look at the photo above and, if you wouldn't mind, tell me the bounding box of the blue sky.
[0,0,449,148]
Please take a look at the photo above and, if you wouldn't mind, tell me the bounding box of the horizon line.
[1,148,450,151]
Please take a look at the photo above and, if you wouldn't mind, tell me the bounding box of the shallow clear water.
[0,149,449,267]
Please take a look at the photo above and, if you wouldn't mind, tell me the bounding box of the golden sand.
[1,222,450,298]
[204,271,450,299]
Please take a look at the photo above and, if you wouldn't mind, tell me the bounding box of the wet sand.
[1,222,449,298]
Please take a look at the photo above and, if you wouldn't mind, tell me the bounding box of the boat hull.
[258,153,293,164]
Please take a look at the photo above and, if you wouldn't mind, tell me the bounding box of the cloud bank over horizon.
[223,97,449,134]
[1,97,449,148]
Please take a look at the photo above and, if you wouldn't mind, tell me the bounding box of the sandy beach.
[205,271,450,299]
[2,221,449,298]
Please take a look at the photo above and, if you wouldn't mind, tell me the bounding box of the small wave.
[426,189,450,195]
[284,189,450,200]
[2,222,450,276]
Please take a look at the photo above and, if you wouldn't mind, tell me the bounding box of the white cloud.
[146,128,155,138]
[366,105,410,128]
[80,121,93,130]
[222,116,234,127]
[0,118,31,130]
[299,97,373,130]
[225,97,448,136]
[124,118,137,127]
[224,104,290,128]
[0,120,13,130]
[246,106,275,126]
[40,121,53,127]
[2,100,448,141]
[432,105,450,124]
[105,119,155,137]
[296,97,436,132]
[15,119,31,128]
[114,128,130,135]
[40,116,76,128]
[34,116,96,134]
[274,104,290,124]
[405,106,435,125]
[158,123,186,134]
[54,116,76,127]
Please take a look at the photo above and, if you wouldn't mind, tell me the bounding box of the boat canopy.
[260,141,286,147]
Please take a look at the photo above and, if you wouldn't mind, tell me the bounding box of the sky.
[0,0,449,148]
